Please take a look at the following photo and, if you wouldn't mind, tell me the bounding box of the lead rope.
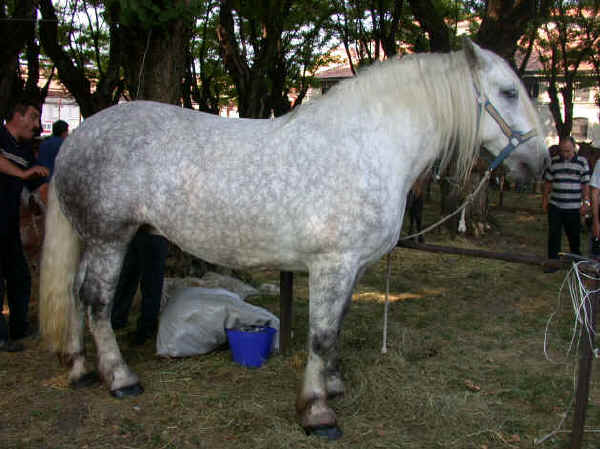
[381,252,393,354]
[380,80,538,354]
[381,169,492,354]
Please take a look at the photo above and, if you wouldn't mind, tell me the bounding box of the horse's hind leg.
[296,256,360,438]
[79,243,142,396]
[64,298,97,388]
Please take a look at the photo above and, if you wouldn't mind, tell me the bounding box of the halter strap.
[473,83,537,171]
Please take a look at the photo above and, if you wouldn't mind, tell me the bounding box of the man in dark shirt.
[111,230,168,346]
[0,100,49,351]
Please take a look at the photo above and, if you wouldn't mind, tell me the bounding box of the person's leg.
[563,209,582,255]
[547,205,563,259]
[0,236,23,351]
[136,233,168,341]
[4,231,32,340]
[0,278,9,342]
[111,234,142,330]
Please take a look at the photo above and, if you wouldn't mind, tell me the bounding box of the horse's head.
[464,39,548,180]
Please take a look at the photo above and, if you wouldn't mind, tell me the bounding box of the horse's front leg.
[297,256,360,438]
[80,244,142,397]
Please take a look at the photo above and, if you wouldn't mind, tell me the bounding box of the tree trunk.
[0,0,36,120]
[407,0,451,52]
[121,18,191,105]
[39,0,122,117]
[476,0,552,61]
[217,0,290,118]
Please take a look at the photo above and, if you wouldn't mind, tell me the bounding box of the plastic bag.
[156,287,279,357]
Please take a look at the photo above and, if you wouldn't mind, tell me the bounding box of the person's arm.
[543,181,552,212]
[582,183,591,215]
[0,155,48,180]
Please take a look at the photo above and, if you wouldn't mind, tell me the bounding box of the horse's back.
[54,102,265,229]
[52,101,405,268]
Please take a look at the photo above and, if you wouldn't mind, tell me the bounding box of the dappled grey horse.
[40,39,546,438]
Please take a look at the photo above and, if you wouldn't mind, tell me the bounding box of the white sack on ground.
[156,287,280,357]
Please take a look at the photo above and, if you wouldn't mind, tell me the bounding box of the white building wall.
[40,97,82,136]
[534,81,600,147]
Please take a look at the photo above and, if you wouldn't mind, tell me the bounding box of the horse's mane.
[298,50,506,184]
[320,50,480,183]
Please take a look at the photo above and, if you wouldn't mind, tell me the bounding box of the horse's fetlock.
[296,395,337,430]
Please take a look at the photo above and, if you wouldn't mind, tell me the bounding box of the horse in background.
[39,39,547,438]
[405,170,432,242]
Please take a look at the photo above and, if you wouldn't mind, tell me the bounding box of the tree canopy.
[1,0,598,133]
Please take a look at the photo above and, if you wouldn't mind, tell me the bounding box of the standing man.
[543,136,591,263]
[38,119,69,203]
[0,100,49,351]
[111,230,169,346]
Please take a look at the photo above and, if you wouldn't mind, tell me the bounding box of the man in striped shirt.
[543,136,591,260]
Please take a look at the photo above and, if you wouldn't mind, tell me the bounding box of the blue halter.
[474,83,538,171]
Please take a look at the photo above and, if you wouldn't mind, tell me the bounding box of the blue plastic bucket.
[226,326,277,368]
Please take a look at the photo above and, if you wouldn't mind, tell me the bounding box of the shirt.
[590,159,600,190]
[0,126,43,235]
[544,153,590,210]
[38,135,65,180]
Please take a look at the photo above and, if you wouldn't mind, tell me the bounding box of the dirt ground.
[1,188,599,449]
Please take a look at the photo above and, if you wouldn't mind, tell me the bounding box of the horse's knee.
[311,329,337,357]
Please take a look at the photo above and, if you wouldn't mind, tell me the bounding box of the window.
[572,117,589,141]
[574,87,591,102]
[523,78,540,99]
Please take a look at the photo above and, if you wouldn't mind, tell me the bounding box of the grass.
[1,186,599,448]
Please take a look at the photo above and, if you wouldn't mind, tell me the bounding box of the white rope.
[136,29,152,99]
[382,170,491,353]
[544,261,600,363]
[400,170,491,241]
[381,252,392,354]
[536,260,600,445]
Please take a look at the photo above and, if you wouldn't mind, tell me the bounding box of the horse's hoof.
[305,425,343,440]
[110,383,144,399]
[70,371,100,389]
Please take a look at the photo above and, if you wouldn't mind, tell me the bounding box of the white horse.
[39,39,546,438]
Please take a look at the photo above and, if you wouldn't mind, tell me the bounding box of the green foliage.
[48,0,112,80]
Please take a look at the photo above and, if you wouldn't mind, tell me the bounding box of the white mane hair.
[299,49,483,183]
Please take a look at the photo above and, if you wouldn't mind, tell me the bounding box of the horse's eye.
[501,88,518,99]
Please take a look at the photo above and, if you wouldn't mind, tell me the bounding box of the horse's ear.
[463,37,486,71]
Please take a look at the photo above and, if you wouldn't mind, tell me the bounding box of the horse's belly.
[168,202,402,273]
[178,238,309,272]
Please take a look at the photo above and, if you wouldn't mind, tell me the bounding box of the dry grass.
[1,187,599,448]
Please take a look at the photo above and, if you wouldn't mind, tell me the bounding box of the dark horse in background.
[405,171,432,243]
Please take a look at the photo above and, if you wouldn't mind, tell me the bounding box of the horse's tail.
[39,181,82,354]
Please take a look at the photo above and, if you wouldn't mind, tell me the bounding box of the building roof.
[316,65,354,80]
